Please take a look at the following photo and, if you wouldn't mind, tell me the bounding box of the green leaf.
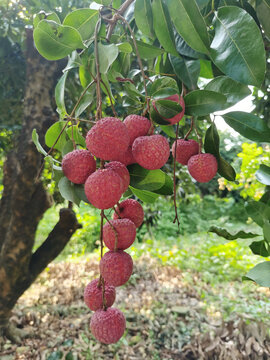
[134,0,154,38]
[97,43,119,74]
[66,126,86,147]
[74,184,90,204]
[62,140,74,156]
[256,165,270,186]
[222,112,270,143]
[184,90,227,116]
[128,164,166,191]
[256,0,270,40]
[136,41,164,59]
[209,226,260,240]
[58,177,80,206]
[33,11,60,28]
[199,60,213,79]
[175,33,205,59]
[205,76,251,109]
[152,0,178,55]
[33,20,84,60]
[169,55,200,90]
[210,6,266,87]
[160,125,176,138]
[47,351,63,360]
[153,173,174,195]
[152,88,179,100]
[117,42,132,53]
[64,51,82,72]
[243,261,270,287]
[263,221,270,243]
[249,240,269,257]
[218,157,236,182]
[32,129,48,156]
[74,89,94,118]
[63,9,99,41]
[45,121,67,152]
[167,0,210,55]
[245,201,270,227]
[154,99,182,118]
[129,186,159,203]
[149,76,178,96]
[55,72,68,119]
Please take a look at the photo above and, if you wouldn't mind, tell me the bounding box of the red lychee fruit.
[153,94,185,125]
[90,307,126,344]
[103,219,136,251]
[172,139,199,165]
[85,117,130,160]
[113,199,144,228]
[112,146,136,166]
[124,114,151,145]
[188,153,218,183]
[84,279,116,311]
[132,135,170,170]
[104,161,130,193]
[100,250,133,287]
[62,149,96,184]
[84,169,123,209]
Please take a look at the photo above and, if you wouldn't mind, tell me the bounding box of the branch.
[106,0,135,41]
[29,208,82,279]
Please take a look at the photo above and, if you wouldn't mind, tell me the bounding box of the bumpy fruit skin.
[105,161,130,193]
[132,135,170,170]
[113,146,136,166]
[153,94,185,125]
[62,149,96,184]
[103,219,136,250]
[84,169,123,209]
[124,115,151,145]
[172,139,199,165]
[100,250,133,287]
[84,279,116,311]
[90,307,126,344]
[113,199,144,228]
[188,153,218,183]
[86,117,130,160]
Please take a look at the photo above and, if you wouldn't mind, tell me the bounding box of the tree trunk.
[0,29,81,343]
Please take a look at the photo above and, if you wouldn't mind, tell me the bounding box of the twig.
[94,18,103,121]
[173,123,180,229]
[103,213,119,251]
[100,78,118,117]
[70,80,95,118]
[184,117,194,140]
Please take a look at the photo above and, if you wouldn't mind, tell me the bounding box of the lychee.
[153,94,185,125]
[132,135,170,170]
[62,149,96,184]
[104,161,130,193]
[90,307,126,344]
[103,219,136,250]
[188,153,218,183]
[84,279,116,311]
[124,114,151,145]
[113,199,144,228]
[84,169,123,209]
[85,117,130,160]
[113,146,136,166]
[100,250,133,287]
[172,139,199,165]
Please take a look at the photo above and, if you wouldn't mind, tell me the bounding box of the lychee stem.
[103,213,119,251]
[113,205,121,218]
[184,117,194,140]
[173,123,180,229]
[94,17,102,121]
[193,119,203,154]
[99,210,107,310]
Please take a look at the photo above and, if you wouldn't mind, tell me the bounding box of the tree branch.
[106,0,135,41]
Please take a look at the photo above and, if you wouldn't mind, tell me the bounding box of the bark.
[0,29,81,343]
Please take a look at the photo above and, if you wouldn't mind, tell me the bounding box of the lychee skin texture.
[85,117,130,161]
[84,169,123,209]
[113,199,144,228]
[100,250,133,287]
[103,219,136,251]
[132,135,170,170]
[104,161,130,193]
[90,307,126,344]
[124,115,151,145]
[153,94,185,125]
[172,139,199,165]
[84,279,116,311]
[113,146,136,166]
[62,149,96,184]
[188,153,218,183]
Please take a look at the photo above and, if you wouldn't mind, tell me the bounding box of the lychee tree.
[1,0,270,344]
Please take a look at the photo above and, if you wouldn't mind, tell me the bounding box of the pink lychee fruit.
[188,153,218,183]
[62,149,96,184]
[90,307,126,344]
[85,117,130,160]
[104,161,130,193]
[124,115,151,145]
[103,219,136,251]
[132,135,170,170]
[112,146,136,166]
[84,279,116,311]
[153,94,185,125]
[100,250,133,287]
[84,169,123,209]
[172,139,199,165]
[113,199,144,228]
